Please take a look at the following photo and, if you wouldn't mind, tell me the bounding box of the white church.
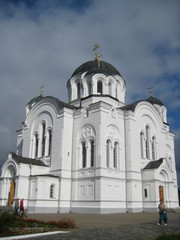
[0,46,179,213]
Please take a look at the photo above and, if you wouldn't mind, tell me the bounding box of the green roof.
[10,152,48,167]
[120,96,164,112]
[71,59,122,77]
[26,96,77,111]
[143,158,163,170]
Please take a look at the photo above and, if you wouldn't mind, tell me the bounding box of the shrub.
[0,211,17,231]
[57,217,76,229]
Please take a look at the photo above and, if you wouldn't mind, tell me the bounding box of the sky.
[0,0,180,186]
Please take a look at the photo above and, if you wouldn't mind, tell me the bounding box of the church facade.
[0,53,179,213]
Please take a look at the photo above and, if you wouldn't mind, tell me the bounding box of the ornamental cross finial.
[148,84,153,97]
[40,83,44,96]
[93,43,99,60]
[97,53,103,67]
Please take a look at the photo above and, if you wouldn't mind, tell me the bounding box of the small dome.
[71,59,121,77]
[146,96,164,106]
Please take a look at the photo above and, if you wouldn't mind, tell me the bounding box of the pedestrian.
[158,199,168,225]
[20,198,24,213]
[14,198,19,214]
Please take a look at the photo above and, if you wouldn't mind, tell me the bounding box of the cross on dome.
[40,83,44,96]
[148,84,153,97]
[92,43,99,60]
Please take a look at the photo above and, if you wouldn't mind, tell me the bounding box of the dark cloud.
[0,0,180,184]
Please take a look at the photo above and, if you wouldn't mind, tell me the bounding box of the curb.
[0,231,69,240]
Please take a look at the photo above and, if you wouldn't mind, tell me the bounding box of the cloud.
[0,0,180,184]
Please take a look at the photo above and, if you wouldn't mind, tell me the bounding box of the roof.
[120,100,142,111]
[31,174,59,178]
[26,96,77,111]
[71,59,122,77]
[143,158,163,170]
[26,96,43,107]
[146,96,164,106]
[10,152,48,167]
[120,96,164,112]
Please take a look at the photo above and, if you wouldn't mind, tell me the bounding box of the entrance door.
[159,185,164,202]
[8,181,15,206]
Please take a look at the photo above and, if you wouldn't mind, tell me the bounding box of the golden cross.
[148,84,153,97]
[97,53,103,67]
[93,43,99,60]
[40,83,44,96]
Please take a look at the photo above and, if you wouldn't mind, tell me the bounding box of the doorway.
[8,181,15,206]
[159,185,164,202]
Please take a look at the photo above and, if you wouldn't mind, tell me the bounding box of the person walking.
[14,198,19,214]
[20,199,24,213]
[158,199,168,225]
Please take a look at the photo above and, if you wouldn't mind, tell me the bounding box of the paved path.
[25,210,180,240]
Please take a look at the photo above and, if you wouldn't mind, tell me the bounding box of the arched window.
[41,122,46,157]
[77,82,81,98]
[152,136,156,160]
[145,126,150,159]
[140,132,144,158]
[88,82,91,95]
[50,184,55,198]
[82,142,86,168]
[48,129,52,156]
[113,141,118,168]
[144,189,148,198]
[97,80,102,94]
[106,140,111,168]
[34,133,38,158]
[90,140,94,167]
[108,82,112,96]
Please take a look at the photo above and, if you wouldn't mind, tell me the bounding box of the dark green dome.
[146,96,164,106]
[71,59,121,77]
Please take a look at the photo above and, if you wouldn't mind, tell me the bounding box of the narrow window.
[145,126,150,159]
[77,82,81,98]
[144,189,148,198]
[106,140,111,168]
[82,142,86,168]
[88,82,91,95]
[90,140,94,167]
[48,129,52,156]
[108,82,112,95]
[113,142,118,168]
[41,122,46,157]
[97,80,102,94]
[34,133,38,158]
[140,132,144,158]
[50,184,54,198]
[152,136,156,160]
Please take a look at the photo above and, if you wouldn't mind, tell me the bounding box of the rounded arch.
[2,160,18,178]
[79,124,96,141]
[156,164,172,182]
[106,124,121,145]
[25,98,58,129]
[134,102,164,130]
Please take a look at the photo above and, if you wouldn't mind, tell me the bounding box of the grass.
[157,233,180,240]
[0,210,76,237]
